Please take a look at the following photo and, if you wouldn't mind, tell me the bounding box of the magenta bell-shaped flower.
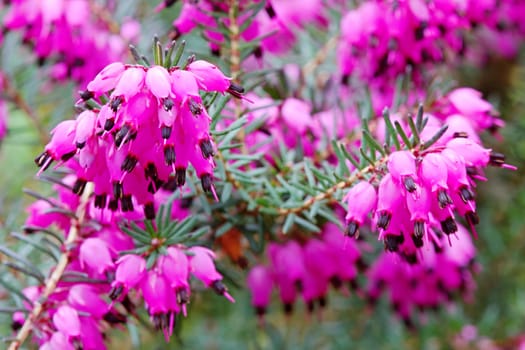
[189,246,234,302]
[68,284,108,319]
[247,265,273,317]
[110,254,146,300]
[140,270,178,340]
[343,181,377,237]
[52,305,81,339]
[79,237,115,275]
[387,150,419,194]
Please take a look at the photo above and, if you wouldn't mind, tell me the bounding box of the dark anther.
[110,96,123,112]
[489,152,506,167]
[144,202,156,220]
[227,82,245,99]
[413,221,425,239]
[466,211,480,226]
[200,173,214,193]
[453,131,469,138]
[109,284,124,300]
[265,4,276,18]
[253,46,263,59]
[294,280,303,292]
[161,126,172,139]
[37,56,46,66]
[108,198,119,211]
[104,118,115,131]
[283,303,293,315]
[403,253,418,265]
[188,98,203,115]
[211,280,229,296]
[163,97,175,111]
[164,0,177,8]
[384,234,403,252]
[200,139,215,158]
[412,233,424,248]
[377,211,392,230]
[144,163,158,181]
[163,145,176,165]
[113,181,123,199]
[437,189,452,208]
[341,74,350,85]
[330,276,343,289]
[163,176,177,192]
[459,186,475,203]
[403,177,417,193]
[414,23,426,40]
[121,195,134,212]
[94,194,107,209]
[79,90,94,101]
[211,47,221,57]
[72,178,87,195]
[255,306,266,316]
[76,141,86,149]
[306,301,315,313]
[11,320,23,332]
[115,124,134,147]
[176,289,189,305]
[180,197,193,209]
[121,154,138,173]
[60,150,77,162]
[103,311,127,325]
[34,151,52,170]
[356,257,368,272]
[346,220,359,238]
[440,217,458,235]
[175,168,186,187]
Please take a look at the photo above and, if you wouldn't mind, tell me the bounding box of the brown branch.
[8,183,93,350]
[1,75,48,145]
[277,157,387,215]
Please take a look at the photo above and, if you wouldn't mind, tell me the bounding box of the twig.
[1,75,48,145]
[227,0,247,154]
[8,183,93,350]
[277,157,387,215]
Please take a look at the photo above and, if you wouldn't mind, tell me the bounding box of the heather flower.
[343,181,377,237]
[52,305,81,339]
[2,1,138,88]
[36,45,243,218]
[247,265,273,317]
[79,237,115,276]
[189,246,235,302]
[110,254,147,300]
[141,270,179,339]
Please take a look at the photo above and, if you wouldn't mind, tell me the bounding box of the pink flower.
[52,305,81,339]
[343,181,377,237]
[189,246,234,302]
[79,238,115,275]
[247,265,273,316]
[110,254,146,300]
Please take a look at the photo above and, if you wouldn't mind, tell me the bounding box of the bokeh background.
[1,1,524,349]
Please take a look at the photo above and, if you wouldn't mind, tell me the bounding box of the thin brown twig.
[8,183,93,350]
[277,157,387,215]
[2,75,48,145]
[227,0,247,154]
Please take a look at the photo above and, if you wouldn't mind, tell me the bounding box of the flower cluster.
[159,0,327,56]
[18,173,232,348]
[1,0,139,88]
[343,92,514,263]
[247,223,363,317]
[337,0,525,87]
[35,51,243,218]
[366,224,477,326]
